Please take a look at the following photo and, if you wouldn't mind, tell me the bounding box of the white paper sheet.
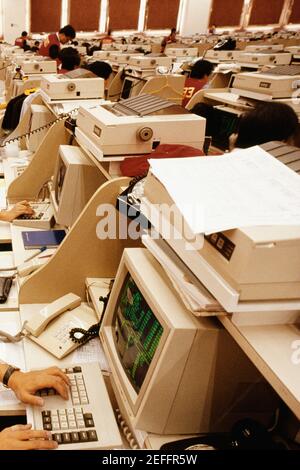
[71,338,110,372]
[0,321,25,407]
[149,146,300,234]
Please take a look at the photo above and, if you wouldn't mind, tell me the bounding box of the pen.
[23,246,47,263]
[0,247,47,272]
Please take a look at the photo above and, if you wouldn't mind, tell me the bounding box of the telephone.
[12,201,55,229]
[25,293,98,359]
[17,255,49,277]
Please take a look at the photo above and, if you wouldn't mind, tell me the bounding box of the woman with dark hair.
[231,102,300,150]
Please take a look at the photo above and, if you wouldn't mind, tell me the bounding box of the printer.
[19,59,57,74]
[143,164,300,304]
[201,226,300,302]
[40,68,105,101]
[75,94,206,161]
[237,51,292,66]
[245,44,284,52]
[109,53,142,68]
[231,65,300,99]
[93,50,112,60]
[165,48,198,58]
[127,55,173,70]
[205,50,242,62]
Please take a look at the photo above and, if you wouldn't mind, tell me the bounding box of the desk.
[220,314,300,421]
[0,311,25,416]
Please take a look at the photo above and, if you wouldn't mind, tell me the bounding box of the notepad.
[21,229,66,249]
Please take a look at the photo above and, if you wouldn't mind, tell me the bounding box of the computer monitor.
[121,77,135,100]
[100,248,278,436]
[211,108,239,151]
[50,145,106,227]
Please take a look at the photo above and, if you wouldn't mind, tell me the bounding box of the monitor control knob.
[138,127,153,141]
[67,82,76,91]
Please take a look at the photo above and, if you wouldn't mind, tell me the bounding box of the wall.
[180,0,213,35]
[3,0,27,43]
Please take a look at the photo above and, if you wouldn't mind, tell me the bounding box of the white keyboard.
[12,202,54,229]
[28,363,123,450]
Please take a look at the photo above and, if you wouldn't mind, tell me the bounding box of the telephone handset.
[25,293,98,359]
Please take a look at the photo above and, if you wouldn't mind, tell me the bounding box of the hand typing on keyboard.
[7,366,70,406]
[0,201,34,222]
[0,365,70,449]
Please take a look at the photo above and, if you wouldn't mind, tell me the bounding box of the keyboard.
[12,202,54,229]
[263,65,300,76]
[28,363,123,450]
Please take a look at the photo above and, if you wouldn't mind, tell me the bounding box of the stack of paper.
[146,146,300,235]
[142,231,223,316]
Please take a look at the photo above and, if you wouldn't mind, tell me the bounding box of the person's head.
[59,24,76,44]
[21,31,28,38]
[85,60,112,84]
[170,28,176,39]
[232,102,300,149]
[59,47,81,71]
[190,59,215,82]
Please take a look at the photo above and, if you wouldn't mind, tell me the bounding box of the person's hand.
[0,424,58,450]
[8,367,70,406]
[1,201,34,222]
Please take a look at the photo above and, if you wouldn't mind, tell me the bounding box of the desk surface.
[220,315,300,421]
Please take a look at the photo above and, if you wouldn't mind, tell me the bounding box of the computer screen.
[211,108,239,151]
[101,248,278,436]
[50,145,106,227]
[121,78,134,100]
[113,273,163,393]
[54,158,67,206]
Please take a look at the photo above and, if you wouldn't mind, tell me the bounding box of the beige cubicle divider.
[2,94,44,150]
[19,177,141,304]
[107,69,125,102]
[7,119,70,203]
[140,75,185,104]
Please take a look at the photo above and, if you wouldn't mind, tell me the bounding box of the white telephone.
[25,293,98,359]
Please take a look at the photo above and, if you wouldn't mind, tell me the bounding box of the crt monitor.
[121,77,135,100]
[100,248,278,436]
[50,145,106,227]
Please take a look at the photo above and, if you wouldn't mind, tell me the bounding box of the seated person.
[39,24,76,62]
[15,31,30,50]
[230,102,300,150]
[0,201,34,222]
[58,47,81,74]
[85,61,113,94]
[161,27,177,53]
[182,59,215,107]
[100,29,115,47]
[30,40,40,53]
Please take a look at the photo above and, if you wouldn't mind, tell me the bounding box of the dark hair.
[235,102,299,148]
[59,47,81,71]
[86,61,112,80]
[171,28,176,34]
[190,59,215,79]
[21,31,28,37]
[59,24,76,40]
